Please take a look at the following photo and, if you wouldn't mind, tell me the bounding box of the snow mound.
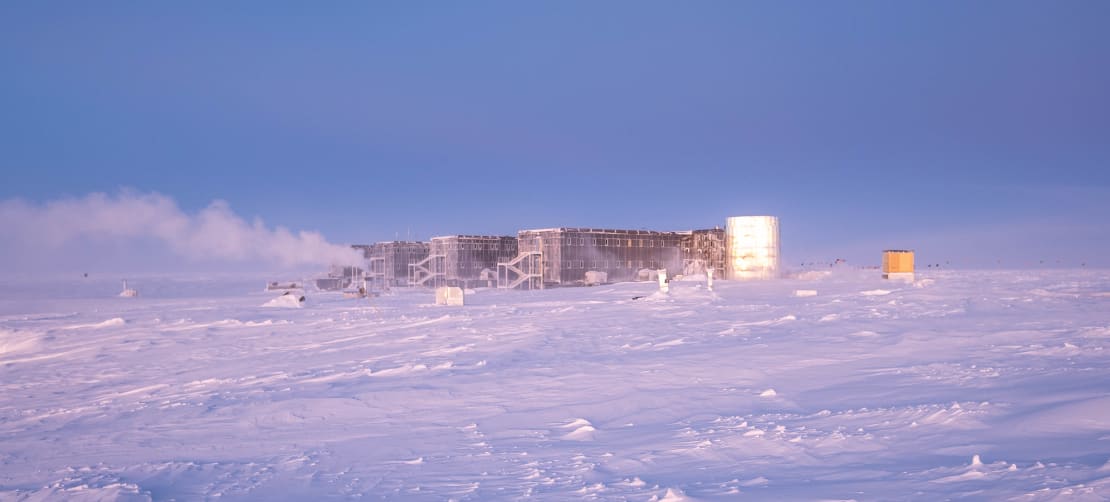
[619,477,647,488]
[934,469,987,483]
[760,388,778,397]
[0,328,42,355]
[62,317,126,330]
[794,290,818,297]
[562,425,597,441]
[654,487,694,501]
[10,479,152,501]
[561,418,597,441]
[932,455,1000,483]
[93,317,125,328]
[561,418,593,429]
[263,294,304,308]
[861,289,892,296]
[639,290,672,302]
[371,363,428,377]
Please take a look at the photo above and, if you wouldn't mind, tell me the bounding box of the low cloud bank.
[0,191,361,274]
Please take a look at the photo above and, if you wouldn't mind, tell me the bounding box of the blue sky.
[2,2,1108,270]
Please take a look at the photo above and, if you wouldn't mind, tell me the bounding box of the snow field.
[1,270,1109,500]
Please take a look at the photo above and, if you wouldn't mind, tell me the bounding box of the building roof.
[518,227,687,236]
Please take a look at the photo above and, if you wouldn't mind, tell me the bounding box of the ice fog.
[0,192,361,275]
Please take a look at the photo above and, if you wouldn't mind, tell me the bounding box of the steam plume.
[0,191,362,271]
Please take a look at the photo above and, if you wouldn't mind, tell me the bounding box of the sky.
[1,1,1108,273]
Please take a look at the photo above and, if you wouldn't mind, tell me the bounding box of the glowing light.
[726,216,780,280]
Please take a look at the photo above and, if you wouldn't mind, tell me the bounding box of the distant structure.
[345,215,780,291]
[725,216,780,280]
[510,228,686,288]
[410,235,517,289]
[351,244,372,259]
[119,280,138,298]
[266,281,301,291]
[363,241,430,290]
[680,228,726,276]
[316,265,363,291]
[882,249,915,282]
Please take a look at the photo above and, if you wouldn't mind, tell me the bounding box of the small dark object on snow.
[631,296,645,300]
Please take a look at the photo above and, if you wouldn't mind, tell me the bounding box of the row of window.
[448,262,520,270]
[457,263,495,270]
[437,243,515,251]
[561,260,663,270]
[559,237,680,248]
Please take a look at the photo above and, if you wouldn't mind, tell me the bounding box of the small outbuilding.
[882,250,915,282]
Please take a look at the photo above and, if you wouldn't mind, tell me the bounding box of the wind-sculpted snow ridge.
[1,270,1109,499]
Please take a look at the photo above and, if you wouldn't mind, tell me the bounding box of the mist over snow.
[0,191,362,276]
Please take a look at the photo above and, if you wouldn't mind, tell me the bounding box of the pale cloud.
[0,191,361,274]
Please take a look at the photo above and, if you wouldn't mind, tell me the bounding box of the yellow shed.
[882,250,914,280]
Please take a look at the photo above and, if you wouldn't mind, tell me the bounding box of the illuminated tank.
[725,216,780,280]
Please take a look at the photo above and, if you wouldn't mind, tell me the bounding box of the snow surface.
[1,270,1109,500]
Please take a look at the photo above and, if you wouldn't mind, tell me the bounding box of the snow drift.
[1,269,1109,499]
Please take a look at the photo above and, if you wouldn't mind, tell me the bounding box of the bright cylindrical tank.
[725,216,780,280]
